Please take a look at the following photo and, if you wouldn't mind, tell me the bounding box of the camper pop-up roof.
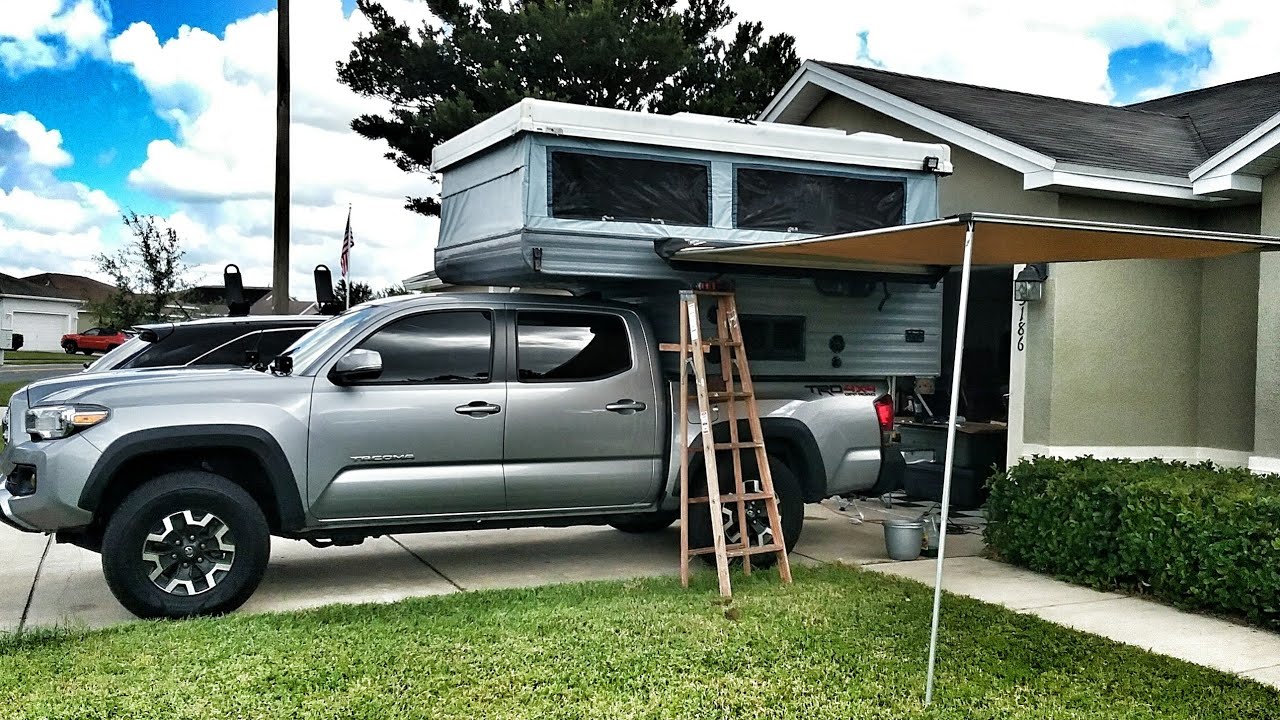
[431,99,952,289]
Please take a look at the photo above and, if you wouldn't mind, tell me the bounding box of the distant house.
[0,274,81,352]
[23,272,116,332]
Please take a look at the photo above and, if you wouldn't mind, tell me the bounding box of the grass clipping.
[0,565,1275,719]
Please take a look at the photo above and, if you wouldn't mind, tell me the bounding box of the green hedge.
[985,457,1280,629]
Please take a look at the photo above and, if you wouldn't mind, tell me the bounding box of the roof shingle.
[815,62,1270,177]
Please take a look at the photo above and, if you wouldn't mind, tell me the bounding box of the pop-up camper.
[430,99,954,381]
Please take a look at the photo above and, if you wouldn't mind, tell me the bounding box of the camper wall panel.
[547,149,711,226]
[439,137,529,198]
[439,168,528,251]
[734,166,906,234]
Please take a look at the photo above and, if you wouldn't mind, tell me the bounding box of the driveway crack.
[18,534,53,632]
[389,536,464,592]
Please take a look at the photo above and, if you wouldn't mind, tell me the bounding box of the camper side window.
[735,167,905,234]
[739,314,806,362]
[549,150,710,227]
[517,311,632,382]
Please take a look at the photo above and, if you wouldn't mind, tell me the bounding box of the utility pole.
[271,0,291,314]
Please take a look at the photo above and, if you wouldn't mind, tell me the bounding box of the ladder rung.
[687,491,775,504]
[688,543,785,558]
[658,340,744,353]
[691,391,750,402]
[690,290,736,297]
[691,441,764,453]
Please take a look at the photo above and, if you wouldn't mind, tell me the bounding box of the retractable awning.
[670,212,1280,705]
[670,212,1280,271]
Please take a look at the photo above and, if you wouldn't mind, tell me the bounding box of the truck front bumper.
[0,435,99,532]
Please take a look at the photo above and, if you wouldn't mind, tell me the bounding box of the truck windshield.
[83,336,149,373]
[281,305,379,375]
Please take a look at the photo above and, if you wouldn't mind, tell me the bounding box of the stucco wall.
[1255,172,1280,463]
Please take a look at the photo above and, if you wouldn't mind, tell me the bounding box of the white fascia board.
[1023,167,1216,203]
[1189,110,1280,181]
[761,63,1054,174]
[1192,173,1263,197]
[758,62,815,122]
[0,293,81,305]
[433,96,952,174]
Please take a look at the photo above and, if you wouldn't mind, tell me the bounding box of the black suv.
[85,316,324,374]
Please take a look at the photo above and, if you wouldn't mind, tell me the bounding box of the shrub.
[985,457,1280,629]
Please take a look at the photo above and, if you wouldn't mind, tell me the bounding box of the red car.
[61,327,130,355]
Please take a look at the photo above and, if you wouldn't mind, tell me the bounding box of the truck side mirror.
[329,349,382,385]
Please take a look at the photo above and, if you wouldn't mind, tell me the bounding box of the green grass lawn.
[0,565,1273,719]
[0,380,21,407]
[1,350,89,365]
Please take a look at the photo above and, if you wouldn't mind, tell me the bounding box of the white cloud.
[0,112,119,279]
[0,0,109,76]
[726,0,1280,104]
[108,0,439,296]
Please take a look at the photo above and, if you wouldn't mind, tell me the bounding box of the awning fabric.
[671,212,1280,271]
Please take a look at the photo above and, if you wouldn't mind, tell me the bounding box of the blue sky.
[0,1,1276,290]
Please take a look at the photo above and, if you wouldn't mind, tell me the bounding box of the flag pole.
[344,204,352,310]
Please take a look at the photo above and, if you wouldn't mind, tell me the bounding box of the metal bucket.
[884,519,924,561]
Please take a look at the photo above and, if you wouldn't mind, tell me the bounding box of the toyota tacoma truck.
[1,293,902,619]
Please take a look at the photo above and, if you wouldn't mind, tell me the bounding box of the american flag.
[340,207,354,279]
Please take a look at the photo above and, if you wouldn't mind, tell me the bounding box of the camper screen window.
[735,168,905,234]
[549,151,710,226]
[739,314,806,362]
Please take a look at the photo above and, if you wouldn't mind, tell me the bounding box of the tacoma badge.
[350,454,415,462]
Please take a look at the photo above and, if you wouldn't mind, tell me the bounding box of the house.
[22,272,116,332]
[0,274,81,352]
[761,61,1280,472]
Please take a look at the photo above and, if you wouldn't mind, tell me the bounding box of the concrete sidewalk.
[867,555,1280,688]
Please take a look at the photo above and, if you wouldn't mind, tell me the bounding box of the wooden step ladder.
[659,288,793,599]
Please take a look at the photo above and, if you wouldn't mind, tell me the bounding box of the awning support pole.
[924,219,975,705]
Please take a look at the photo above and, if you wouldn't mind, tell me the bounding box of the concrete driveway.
[1,501,985,630]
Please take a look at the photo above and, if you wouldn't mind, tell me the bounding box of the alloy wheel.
[141,509,237,596]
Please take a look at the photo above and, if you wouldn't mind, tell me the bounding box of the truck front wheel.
[101,470,270,620]
[688,455,803,569]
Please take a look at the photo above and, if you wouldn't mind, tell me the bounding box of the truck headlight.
[25,405,110,441]
[1,406,9,444]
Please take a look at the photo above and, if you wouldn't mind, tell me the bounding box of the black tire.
[608,509,678,534]
[62,342,77,354]
[80,348,93,355]
[101,470,270,620]
[687,454,804,569]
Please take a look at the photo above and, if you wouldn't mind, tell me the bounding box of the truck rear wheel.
[687,455,803,569]
[101,470,270,620]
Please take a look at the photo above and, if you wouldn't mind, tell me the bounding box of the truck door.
[502,308,663,510]
[308,309,506,521]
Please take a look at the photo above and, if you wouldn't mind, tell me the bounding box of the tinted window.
[123,325,249,369]
[549,151,709,226]
[742,315,806,361]
[735,168,905,234]
[82,328,101,336]
[190,331,261,366]
[517,311,630,382]
[355,311,492,384]
[256,328,310,363]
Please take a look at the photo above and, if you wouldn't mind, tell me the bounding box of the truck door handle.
[605,400,647,414]
[455,401,501,417]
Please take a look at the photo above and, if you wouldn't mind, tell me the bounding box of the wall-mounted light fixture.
[922,155,941,172]
[1014,263,1048,302]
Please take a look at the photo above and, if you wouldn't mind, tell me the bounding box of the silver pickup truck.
[0,293,902,619]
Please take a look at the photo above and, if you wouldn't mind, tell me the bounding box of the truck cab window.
[355,311,492,384]
[517,311,631,382]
